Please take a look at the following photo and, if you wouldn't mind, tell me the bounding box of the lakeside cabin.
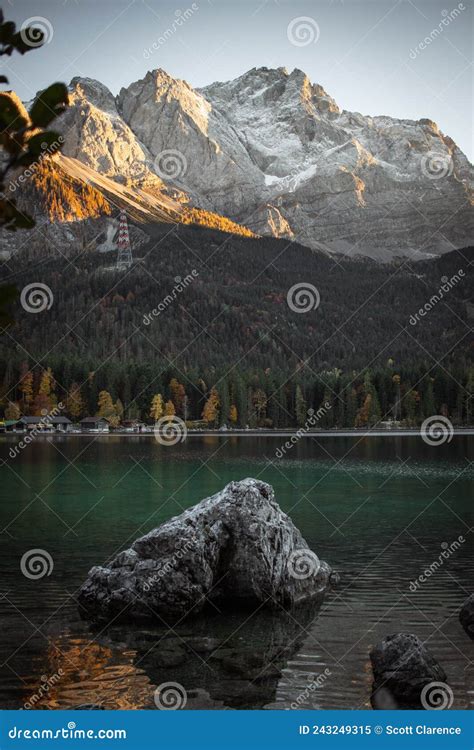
[122,419,147,433]
[19,416,73,433]
[80,417,110,433]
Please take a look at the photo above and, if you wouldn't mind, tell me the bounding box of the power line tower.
[115,211,133,270]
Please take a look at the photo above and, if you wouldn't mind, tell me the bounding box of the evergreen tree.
[295,384,307,427]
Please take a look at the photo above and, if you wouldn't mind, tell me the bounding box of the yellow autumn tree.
[97,390,120,428]
[5,401,21,420]
[169,378,186,416]
[32,367,56,415]
[150,394,164,421]
[66,382,85,419]
[164,400,176,421]
[202,387,220,426]
[229,404,238,424]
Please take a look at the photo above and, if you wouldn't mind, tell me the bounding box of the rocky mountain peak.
[68,76,117,114]
[18,65,471,261]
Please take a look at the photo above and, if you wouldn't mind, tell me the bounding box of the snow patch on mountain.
[38,66,474,259]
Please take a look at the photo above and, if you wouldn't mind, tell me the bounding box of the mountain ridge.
[8,65,474,262]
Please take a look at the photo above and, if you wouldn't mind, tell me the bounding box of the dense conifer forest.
[1,224,472,427]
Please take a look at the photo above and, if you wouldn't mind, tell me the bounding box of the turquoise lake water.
[0,435,472,710]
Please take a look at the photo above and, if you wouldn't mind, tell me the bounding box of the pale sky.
[3,0,473,159]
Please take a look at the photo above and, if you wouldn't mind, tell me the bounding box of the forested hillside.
[1,223,472,427]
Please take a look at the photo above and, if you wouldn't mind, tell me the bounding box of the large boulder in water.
[78,478,332,624]
[459,594,474,640]
[370,633,448,709]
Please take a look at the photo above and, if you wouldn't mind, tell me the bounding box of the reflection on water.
[0,436,472,709]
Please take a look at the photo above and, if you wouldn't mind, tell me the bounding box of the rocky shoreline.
[78,478,471,710]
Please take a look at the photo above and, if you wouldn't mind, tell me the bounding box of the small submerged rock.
[459,594,474,640]
[370,633,447,709]
[78,478,332,624]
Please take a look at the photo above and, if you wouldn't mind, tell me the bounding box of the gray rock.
[183,637,222,654]
[370,633,447,709]
[78,478,331,623]
[459,594,474,640]
[148,646,186,668]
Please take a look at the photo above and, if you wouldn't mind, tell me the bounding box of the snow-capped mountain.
[25,67,474,260]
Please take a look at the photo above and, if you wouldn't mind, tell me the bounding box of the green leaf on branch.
[29,83,69,127]
[0,92,28,132]
[27,130,62,156]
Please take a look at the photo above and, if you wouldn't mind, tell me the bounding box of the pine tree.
[345,386,358,428]
[19,366,34,412]
[233,376,247,427]
[295,384,307,427]
[403,388,419,426]
[217,381,230,427]
[115,398,124,423]
[252,388,267,426]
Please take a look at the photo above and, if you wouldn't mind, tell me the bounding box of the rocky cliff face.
[33,67,474,260]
